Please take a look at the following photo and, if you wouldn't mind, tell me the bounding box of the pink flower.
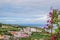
[47,20,50,23]
[49,12,53,16]
[49,12,53,17]
[46,24,49,26]
[50,20,53,23]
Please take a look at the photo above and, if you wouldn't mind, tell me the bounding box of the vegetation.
[0,23,2,27]
[31,32,50,40]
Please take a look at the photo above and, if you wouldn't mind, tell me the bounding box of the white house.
[23,27,42,33]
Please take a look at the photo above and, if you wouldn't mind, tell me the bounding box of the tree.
[45,9,58,36]
[0,23,2,27]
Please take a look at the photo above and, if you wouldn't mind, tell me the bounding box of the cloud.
[0,0,60,13]
[0,15,47,24]
[0,8,48,18]
[0,0,60,7]
[0,0,60,25]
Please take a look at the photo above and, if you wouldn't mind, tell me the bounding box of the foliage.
[31,32,50,40]
[0,23,2,27]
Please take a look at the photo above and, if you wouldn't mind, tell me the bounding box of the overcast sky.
[0,0,60,26]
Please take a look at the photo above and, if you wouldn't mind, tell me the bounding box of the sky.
[0,0,60,27]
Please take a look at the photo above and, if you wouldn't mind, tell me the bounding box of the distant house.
[3,35,10,40]
[23,27,43,35]
[31,27,42,32]
[0,35,10,40]
[23,27,31,33]
[23,27,43,33]
[0,35,4,40]
[11,31,29,38]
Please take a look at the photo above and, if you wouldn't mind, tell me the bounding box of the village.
[0,23,47,40]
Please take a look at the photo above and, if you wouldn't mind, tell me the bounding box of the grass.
[31,32,50,40]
